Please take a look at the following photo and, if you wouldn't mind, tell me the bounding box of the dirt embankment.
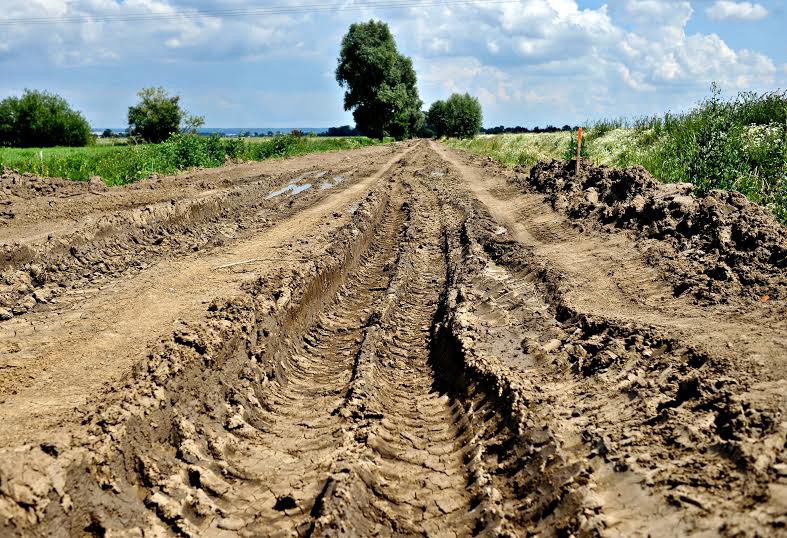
[517,159,787,306]
[1,142,785,536]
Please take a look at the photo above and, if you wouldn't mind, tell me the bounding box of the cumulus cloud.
[0,0,781,126]
[706,1,768,21]
[0,0,302,65]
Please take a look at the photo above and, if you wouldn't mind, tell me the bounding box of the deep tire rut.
[215,193,408,535]
[308,182,484,537]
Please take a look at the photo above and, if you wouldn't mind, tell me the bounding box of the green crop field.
[0,135,388,186]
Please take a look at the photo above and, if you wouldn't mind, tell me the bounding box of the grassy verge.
[446,89,787,223]
[0,135,388,186]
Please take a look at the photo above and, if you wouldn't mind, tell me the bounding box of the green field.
[0,135,388,186]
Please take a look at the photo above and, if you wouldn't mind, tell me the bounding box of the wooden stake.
[575,127,583,176]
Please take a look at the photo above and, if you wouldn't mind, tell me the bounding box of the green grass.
[446,88,787,223]
[0,134,388,186]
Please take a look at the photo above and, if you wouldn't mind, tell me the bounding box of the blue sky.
[1,1,784,128]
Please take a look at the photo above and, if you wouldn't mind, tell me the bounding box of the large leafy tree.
[127,87,204,143]
[426,93,483,138]
[0,90,92,148]
[336,20,423,140]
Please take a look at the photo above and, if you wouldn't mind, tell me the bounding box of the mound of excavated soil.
[516,160,787,304]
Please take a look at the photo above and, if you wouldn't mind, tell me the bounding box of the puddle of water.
[319,175,347,191]
[266,182,313,199]
[430,171,445,177]
[314,171,328,179]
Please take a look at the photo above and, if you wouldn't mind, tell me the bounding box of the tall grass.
[0,134,387,186]
[619,86,787,222]
[446,87,787,223]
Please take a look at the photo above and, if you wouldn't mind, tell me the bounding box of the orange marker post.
[575,127,583,176]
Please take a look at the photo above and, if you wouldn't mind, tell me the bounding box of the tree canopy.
[336,20,423,140]
[127,87,203,143]
[426,93,483,138]
[0,90,92,148]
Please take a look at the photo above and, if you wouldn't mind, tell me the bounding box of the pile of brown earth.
[516,160,787,304]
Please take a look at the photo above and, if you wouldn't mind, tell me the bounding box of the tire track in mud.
[0,144,416,448]
[427,142,787,535]
[210,172,499,536]
[212,192,408,535]
[307,180,493,537]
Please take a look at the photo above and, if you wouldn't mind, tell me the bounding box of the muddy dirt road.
[1,141,785,536]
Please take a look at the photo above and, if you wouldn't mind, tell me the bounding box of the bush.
[626,85,787,222]
[0,90,92,148]
[426,93,482,138]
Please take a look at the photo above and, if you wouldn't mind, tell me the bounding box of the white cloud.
[0,0,782,127]
[706,1,768,21]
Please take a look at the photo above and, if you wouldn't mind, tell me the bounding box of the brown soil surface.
[0,141,785,537]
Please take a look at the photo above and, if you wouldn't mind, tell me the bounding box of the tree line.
[0,87,203,148]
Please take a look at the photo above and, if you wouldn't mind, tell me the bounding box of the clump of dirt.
[518,159,787,304]
[0,168,102,200]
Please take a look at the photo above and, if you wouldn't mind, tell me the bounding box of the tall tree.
[336,20,423,140]
[0,90,92,148]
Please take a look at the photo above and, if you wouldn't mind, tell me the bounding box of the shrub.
[0,90,92,148]
[627,85,787,221]
[128,87,185,143]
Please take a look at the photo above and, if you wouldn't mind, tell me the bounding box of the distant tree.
[336,20,423,139]
[427,93,482,138]
[445,93,482,138]
[128,87,202,143]
[0,90,92,148]
[101,129,114,139]
[320,125,361,137]
[426,100,449,137]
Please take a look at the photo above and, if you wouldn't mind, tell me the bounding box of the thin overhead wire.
[0,0,518,27]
